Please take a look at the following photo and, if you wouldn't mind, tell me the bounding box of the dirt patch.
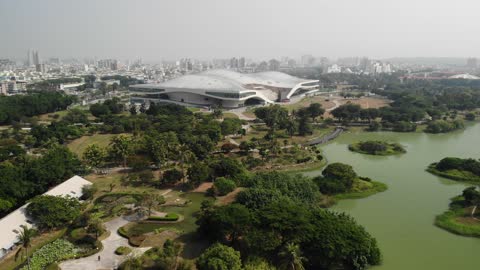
[193,182,213,193]
[217,187,244,205]
[455,216,480,225]
[338,97,390,109]
[140,230,178,247]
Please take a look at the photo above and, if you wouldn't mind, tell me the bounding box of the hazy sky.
[1,0,479,61]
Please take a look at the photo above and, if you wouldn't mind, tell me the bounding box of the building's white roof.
[130,69,316,93]
[0,175,91,251]
[449,73,480,80]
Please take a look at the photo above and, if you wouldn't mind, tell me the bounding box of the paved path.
[326,99,341,112]
[228,107,257,120]
[306,127,344,146]
[60,215,149,270]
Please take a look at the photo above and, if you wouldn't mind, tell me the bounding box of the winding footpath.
[306,127,344,146]
[60,215,148,270]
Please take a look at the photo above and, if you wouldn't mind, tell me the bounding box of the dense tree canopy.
[0,92,75,125]
[196,243,242,270]
[26,195,82,230]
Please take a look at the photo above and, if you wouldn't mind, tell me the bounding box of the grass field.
[435,196,480,237]
[67,133,119,156]
[283,96,336,112]
[427,165,480,183]
[222,112,239,119]
[335,180,388,200]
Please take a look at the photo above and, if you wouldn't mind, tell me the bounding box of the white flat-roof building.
[129,69,319,108]
[0,175,92,259]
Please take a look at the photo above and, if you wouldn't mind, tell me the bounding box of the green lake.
[306,123,480,270]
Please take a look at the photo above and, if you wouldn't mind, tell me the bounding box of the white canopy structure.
[129,69,319,108]
[0,175,92,259]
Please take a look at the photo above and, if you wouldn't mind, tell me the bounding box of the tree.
[89,103,110,117]
[83,144,107,170]
[221,118,242,136]
[138,193,165,216]
[213,177,237,196]
[129,104,137,115]
[196,243,242,270]
[162,239,183,270]
[285,119,298,137]
[322,162,357,182]
[239,140,256,153]
[278,242,306,270]
[109,135,132,167]
[188,162,212,186]
[62,108,89,124]
[143,131,179,168]
[178,145,196,182]
[307,103,325,122]
[15,225,37,270]
[254,105,289,134]
[87,215,104,239]
[26,195,81,230]
[465,112,476,121]
[221,143,237,153]
[162,169,184,186]
[314,163,357,194]
[212,106,224,119]
[243,257,277,270]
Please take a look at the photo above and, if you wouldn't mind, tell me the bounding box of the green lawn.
[67,133,120,156]
[223,112,239,119]
[435,196,480,237]
[427,165,480,183]
[335,180,388,200]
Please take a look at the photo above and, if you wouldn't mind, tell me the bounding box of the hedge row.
[147,213,179,222]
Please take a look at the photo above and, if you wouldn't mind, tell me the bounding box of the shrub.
[161,169,184,185]
[465,112,476,121]
[221,143,237,153]
[115,246,132,255]
[213,177,237,196]
[20,239,77,270]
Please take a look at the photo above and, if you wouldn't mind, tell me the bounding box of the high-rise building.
[239,57,246,69]
[36,63,46,73]
[110,60,119,70]
[359,57,370,72]
[269,59,280,71]
[466,58,477,69]
[26,50,31,67]
[230,57,238,69]
[301,55,315,67]
[33,50,40,66]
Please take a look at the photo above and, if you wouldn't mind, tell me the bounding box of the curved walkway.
[60,215,148,270]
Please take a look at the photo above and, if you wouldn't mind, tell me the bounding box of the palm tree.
[278,242,306,270]
[15,225,37,270]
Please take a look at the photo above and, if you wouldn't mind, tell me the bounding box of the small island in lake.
[314,162,387,200]
[348,140,406,156]
[435,186,480,237]
[427,157,480,183]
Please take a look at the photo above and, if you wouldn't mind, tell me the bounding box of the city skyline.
[1,0,480,60]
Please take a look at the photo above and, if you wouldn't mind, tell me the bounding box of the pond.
[305,123,480,270]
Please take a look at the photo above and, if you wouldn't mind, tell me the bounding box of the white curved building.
[129,69,319,108]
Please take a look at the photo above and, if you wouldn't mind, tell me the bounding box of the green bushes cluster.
[115,246,132,255]
[425,120,464,133]
[349,141,405,155]
[20,239,77,270]
[212,177,237,196]
[147,213,180,222]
